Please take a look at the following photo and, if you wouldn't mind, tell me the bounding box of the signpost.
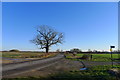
[110,46,115,68]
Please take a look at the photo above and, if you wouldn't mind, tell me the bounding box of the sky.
[2,2,118,51]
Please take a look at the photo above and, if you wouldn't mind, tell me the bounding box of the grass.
[1,52,58,64]
[2,65,120,80]
[2,52,43,58]
[1,52,57,58]
[65,53,119,61]
[77,54,119,59]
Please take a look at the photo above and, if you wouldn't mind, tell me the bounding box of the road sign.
[110,48,112,52]
[110,46,115,48]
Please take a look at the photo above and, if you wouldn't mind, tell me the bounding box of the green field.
[65,53,119,61]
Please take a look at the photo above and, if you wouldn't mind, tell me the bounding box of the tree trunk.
[46,42,49,53]
[46,47,49,53]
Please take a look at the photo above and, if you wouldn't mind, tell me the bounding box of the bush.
[70,48,82,53]
[9,49,20,52]
[81,54,91,60]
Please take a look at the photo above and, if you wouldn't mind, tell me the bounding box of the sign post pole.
[110,46,115,68]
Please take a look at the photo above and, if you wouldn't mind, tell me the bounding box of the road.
[2,54,64,78]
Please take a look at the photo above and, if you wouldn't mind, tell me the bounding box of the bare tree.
[30,25,64,53]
